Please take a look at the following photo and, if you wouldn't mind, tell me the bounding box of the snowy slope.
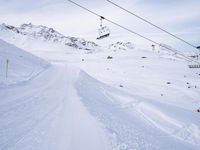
[1,63,199,150]
[0,65,112,150]
[0,39,49,87]
[0,23,100,53]
[76,70,200,150]
[45,46,200,148]
[1,23,200,150]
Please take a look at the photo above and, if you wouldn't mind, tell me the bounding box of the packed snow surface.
[0,39,49,87]
[1,34,200,150]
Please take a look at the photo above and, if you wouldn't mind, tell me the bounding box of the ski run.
[0,24,200,150]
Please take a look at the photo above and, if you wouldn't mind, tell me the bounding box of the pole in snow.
[6,59,9,79]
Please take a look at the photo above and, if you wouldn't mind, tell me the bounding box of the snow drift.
[76,70,200,149]
[0,39,49,87]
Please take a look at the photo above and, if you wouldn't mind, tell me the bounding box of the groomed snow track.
[0,64,199,150]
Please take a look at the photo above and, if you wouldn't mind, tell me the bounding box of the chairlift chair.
[97,16,110,40]
[188,61,200,69]
[188,64,200,69]
[188,46,200,68]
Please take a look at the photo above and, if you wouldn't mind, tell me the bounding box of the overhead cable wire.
[68,0,200,64]
[106,0,198,50]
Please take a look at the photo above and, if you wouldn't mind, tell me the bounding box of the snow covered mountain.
[0,23,100,52]
[0,39,49,87]
[1,34,200,149]
[109,42,135,51]
[1,22,200,150]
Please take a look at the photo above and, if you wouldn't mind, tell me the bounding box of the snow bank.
[0,39,49,87]
[76,70,199,150]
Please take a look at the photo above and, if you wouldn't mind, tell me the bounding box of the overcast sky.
[0,0,200,50]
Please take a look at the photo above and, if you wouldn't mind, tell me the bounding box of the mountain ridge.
[0,23,99,51]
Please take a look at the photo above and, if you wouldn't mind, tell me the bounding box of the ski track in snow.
[1,62,200,150]
[76,71,200,150]
[1,48,200,149]
[0,64,111,150]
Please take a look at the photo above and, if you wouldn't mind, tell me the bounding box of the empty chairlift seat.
[97,26,110,40]
[188,60,200,69]
[96,16,110,40]
[188,64,200,68]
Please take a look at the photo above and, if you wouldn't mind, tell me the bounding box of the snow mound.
[0,39,49,87]
[109,42,135,51]
[76,70,200,150]
[0,23,100,52]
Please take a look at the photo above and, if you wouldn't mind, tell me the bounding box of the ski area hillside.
[39,45,200,149]
[0,39,49,87]
[1,47,200,149]
[0,23,100,53]
[1,24,200,150]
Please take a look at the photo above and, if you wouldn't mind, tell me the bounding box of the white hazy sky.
[0,0,200,51]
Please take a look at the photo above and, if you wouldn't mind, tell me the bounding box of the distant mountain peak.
[109,42,135,51]
[0,23,99,51]
[20,23,33,28]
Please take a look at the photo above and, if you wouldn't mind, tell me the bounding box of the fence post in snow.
[6,59,9,79]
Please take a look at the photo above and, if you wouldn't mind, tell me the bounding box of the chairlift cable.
[67,0,200,65]
[106,0,198,50]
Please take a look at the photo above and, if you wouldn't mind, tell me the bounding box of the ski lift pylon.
[97,16,110,40]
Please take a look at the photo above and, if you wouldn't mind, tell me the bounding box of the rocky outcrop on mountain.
[109,42,135,51]
[0,23,99,51]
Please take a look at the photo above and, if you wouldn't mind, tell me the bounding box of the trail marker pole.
[6,59,9,79]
